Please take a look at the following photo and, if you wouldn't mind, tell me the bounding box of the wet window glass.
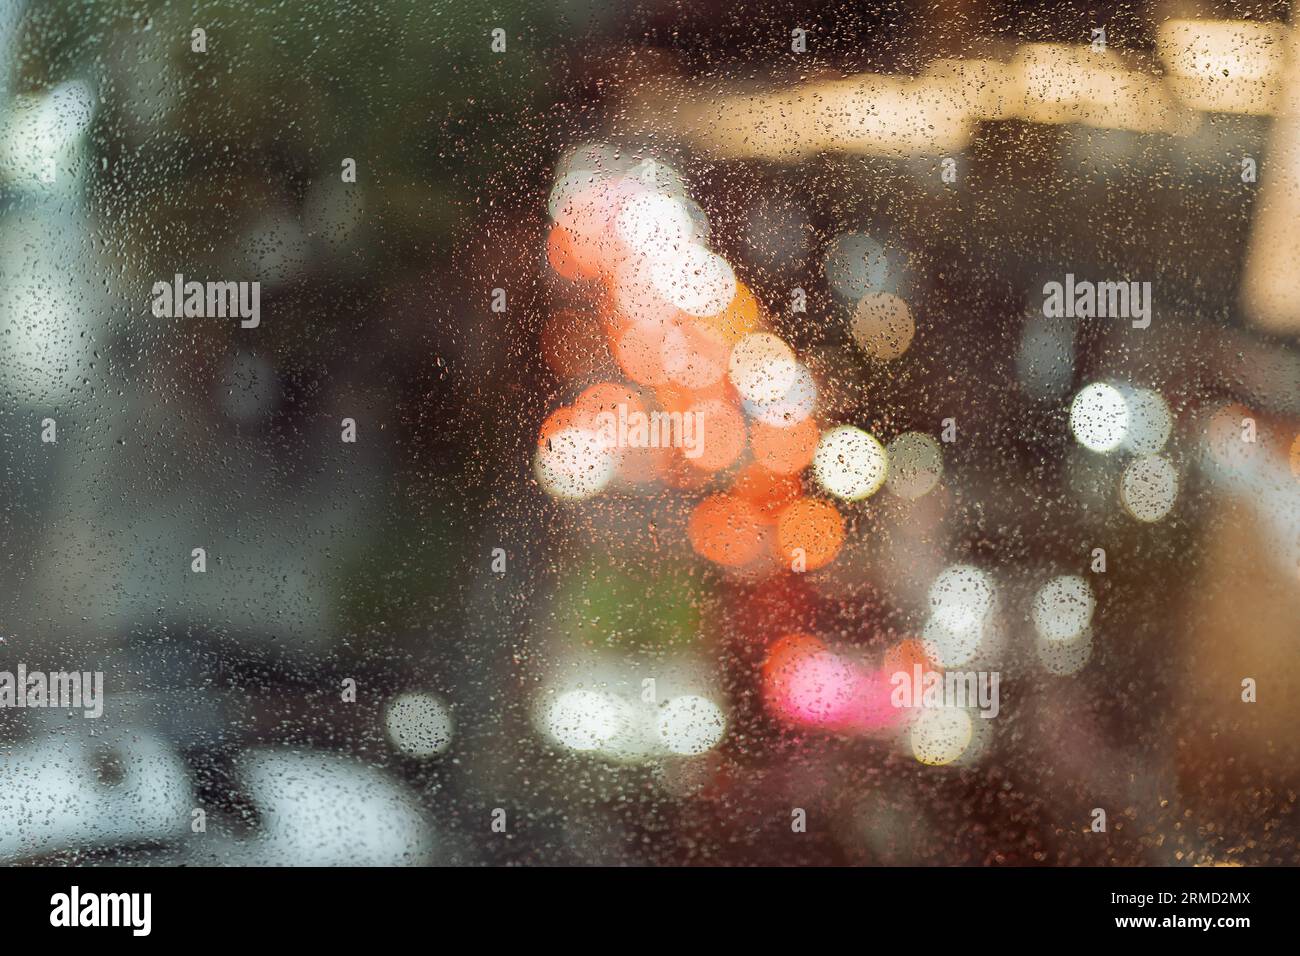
[0,0,1297,870]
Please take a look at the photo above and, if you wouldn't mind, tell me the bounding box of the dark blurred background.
[0,0,1296,865]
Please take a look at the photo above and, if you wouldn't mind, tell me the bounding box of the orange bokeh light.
[775,497,845,570]
[546,224,595,282]
[685,397,746,472]
[688,493,763,566]
[663,319,730,389]
[733,462,803,524]
[614,321,671,386]
[751,417,819,475]
[574,381,645,426]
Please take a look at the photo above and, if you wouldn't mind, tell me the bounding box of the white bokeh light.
[656,695,727,755]
[922,565,996,667]
[910,707,974,766]
[615,192,694,259]
[728,332,799,404]
[543,689,632,752]
[812,425,888,501]
[1070,381,1129,452]
[535,428,616,500]
[1031,575,1095,642]
[0,80,95,186]
[1119,385,1172,454]
[743,362,817,426]
[650,243,736,317]
[1120,453,1179,522]
[385,692,454,758]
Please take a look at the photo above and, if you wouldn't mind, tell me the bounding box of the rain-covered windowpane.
[0,0,1296,876]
